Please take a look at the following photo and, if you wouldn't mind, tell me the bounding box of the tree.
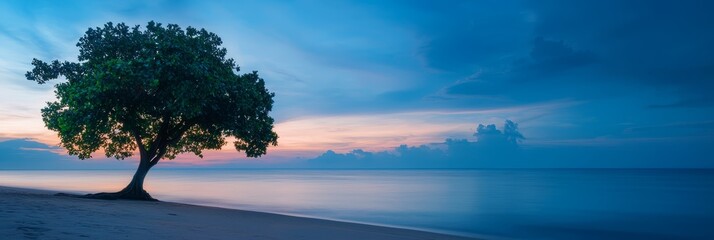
[25,21,278,200]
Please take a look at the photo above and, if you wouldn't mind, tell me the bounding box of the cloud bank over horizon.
[304,120,525,168]
[3,119,712,169]
[0,138,133,169]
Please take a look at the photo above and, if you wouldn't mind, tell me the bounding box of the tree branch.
[148,118,195,167]
[149,146,167,167]
[130,128,147,161]
[147,114,171,157]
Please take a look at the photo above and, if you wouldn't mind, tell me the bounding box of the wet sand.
[0,186,475,240]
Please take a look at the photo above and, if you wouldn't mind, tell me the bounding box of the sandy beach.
[0,186,475,240]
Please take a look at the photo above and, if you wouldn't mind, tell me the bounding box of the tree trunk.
[83,156,158,201]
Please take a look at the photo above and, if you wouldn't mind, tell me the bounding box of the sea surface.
[0,169,713,239]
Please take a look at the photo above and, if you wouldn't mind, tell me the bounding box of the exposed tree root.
[82,188,158,201]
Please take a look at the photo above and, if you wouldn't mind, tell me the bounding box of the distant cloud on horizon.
[2,117,713,169]
[300,119,714,169]
[0,138,135,170]
[304,120,526,168]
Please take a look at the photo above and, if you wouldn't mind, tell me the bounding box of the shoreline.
[0,185,476,240]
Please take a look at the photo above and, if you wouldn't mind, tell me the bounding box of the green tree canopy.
[26,21,278,200]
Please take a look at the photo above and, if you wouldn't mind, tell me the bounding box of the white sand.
[0,186,475,240]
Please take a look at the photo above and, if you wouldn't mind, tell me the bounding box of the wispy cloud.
[1,1,713,169]
[270,102,571,153]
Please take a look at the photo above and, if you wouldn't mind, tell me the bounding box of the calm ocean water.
[0,169,713,239]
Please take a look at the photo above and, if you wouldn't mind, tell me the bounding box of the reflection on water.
[1,169,713,239]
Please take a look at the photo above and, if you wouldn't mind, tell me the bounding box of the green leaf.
[25,21,278,162]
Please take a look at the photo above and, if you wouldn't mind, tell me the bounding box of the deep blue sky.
[0,0,712,168]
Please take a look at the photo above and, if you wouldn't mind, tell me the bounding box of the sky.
[0,0,713,169]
